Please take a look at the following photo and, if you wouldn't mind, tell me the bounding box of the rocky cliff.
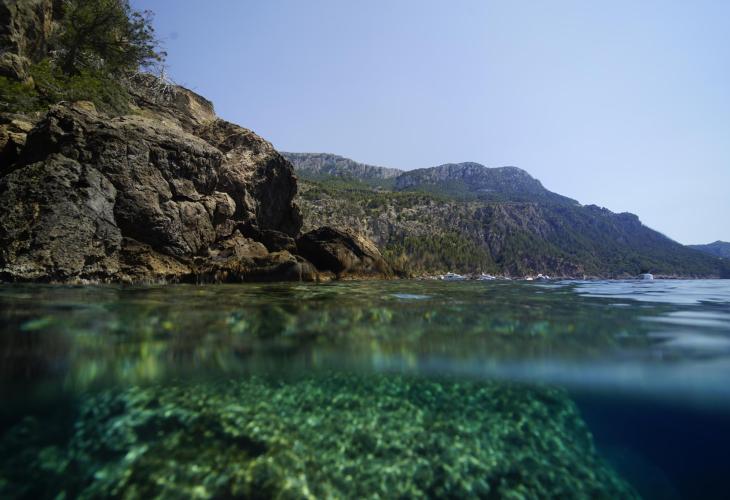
[0,4,392,283]
[282,152,401,186]
[0,0,58,82]
[0,96,393,282]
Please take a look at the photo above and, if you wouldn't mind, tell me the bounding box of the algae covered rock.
[0,374,637,499]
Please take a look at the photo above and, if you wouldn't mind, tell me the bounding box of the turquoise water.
[0,280,729,498]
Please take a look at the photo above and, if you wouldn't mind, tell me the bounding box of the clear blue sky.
[133,0,729,244]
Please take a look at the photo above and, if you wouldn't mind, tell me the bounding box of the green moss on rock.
[0,374,637,499]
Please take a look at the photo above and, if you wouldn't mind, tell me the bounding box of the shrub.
[54,0,165,77]
[0,76,41,112]
[29,59,130,114]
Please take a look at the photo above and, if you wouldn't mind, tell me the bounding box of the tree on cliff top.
[54,0,166,76]
[0,0,167,113]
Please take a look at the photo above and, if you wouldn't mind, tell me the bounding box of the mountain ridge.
[285,152,578,204]
[689,241,730,259]
[287,152,728,278]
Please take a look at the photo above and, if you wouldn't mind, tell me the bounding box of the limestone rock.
[0,96,390,283]
[0,0,57,81]
[0,154,121,282]
[0,98,310,283]
[0,4,393,283]
[297,227,394,279]
[0,113,33,167]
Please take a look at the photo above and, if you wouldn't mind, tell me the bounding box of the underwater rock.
[0,374,638,499]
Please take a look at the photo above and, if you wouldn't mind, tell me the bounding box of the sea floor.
[1,280,729,498]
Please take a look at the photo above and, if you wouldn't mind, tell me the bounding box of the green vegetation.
[0,374,637,498]
[54,0,164,77]
[296,176,729,277]
[384,232,497,274]
[0,59,131,114]
[0,0,164,114]
[0,76,40,112]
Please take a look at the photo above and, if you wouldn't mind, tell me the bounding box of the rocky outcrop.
[282,152,402,183]
[297,227,395,279]
[0,92,390,282]
[0,0,57,81]
[0,113,33,165]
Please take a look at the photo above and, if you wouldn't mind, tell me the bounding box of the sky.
[132,0,730,244]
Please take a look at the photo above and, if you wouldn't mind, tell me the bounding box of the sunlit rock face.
[0,93,388,282]
[0,374,638,499]
[0,99,303,282]
[0,3,390,283]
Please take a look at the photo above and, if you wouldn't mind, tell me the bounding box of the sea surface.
[1,279,729,499]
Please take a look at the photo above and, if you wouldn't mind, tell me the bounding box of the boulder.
[0,96,391,283]
[0,113,33,168]
[297,227,394,279]
[0,99,310,283]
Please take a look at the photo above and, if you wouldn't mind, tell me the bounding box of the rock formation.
[0,0,391,283]
[0,0,57,82]
[0,89,392,282]
[297,226,394,279]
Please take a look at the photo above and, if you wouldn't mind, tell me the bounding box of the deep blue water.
[0,279,728,498]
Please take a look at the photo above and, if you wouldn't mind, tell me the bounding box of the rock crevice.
[0,96,391,282]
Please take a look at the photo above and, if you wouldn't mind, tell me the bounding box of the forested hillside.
[287,153,728,278]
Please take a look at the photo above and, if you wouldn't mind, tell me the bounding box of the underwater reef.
[0,374,637,499]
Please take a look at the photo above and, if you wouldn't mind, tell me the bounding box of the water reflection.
[1,281,728,403]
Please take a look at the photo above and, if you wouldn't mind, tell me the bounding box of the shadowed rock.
[0,2,394,283]
[297,226,395,279]
[0,98,390,283]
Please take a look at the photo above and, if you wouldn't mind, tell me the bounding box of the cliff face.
[0,6,393,283]
[282,152,402,185]
[394,163,578,204]
[0,0,57,81]
[0,89,394,282]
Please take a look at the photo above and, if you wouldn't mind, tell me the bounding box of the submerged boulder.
[0,374,639,499]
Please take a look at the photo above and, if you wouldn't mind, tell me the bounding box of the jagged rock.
[195,234,318,283]
[0,3,393,283]
[0,97,390,283]
[297,227,394,279]
[0,0,57,81]
[0,113,33,167]
[195,119,302,236]
[127,73,217,131]
[0,98,312,283]
[0,153,121,282]
[259,229,297,253]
